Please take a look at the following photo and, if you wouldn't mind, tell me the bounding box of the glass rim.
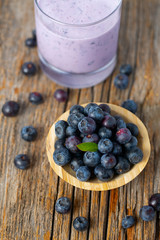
[35,0,122,27]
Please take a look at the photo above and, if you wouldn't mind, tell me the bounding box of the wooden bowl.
[46,103,151,191]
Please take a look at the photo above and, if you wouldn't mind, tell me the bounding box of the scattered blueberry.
[76,166,91,181]
[116,118,126,130]
[54,89,68,102]
[65,136,81,153]
[83,151,100,167]
[112,142,122,155]
[84,103,98,115]
[32,29,36,40]
[98,138,113,154]
[139,206,156,221]
[70,105,84,114]
[29,92,44,105]
[126,147,143,164]
[101,154,117,169]
[98,127,112,139]
[2,101,20,117]
[70,157,84,172]
[116,128,132,144]
[78,117,96,135]
[149,193,160,211]
[14,154,30,170]
[124,136,138,151]
[94,165,114,181]
[122,216,135,229]
[114,156,131,175]
[21,62,37,76]
[102,115,116,129]
[53,147,71,166]
[126,123,139,137]
[82,134,99,144]
[55,120,68,139]
[21,126,37,142]
[73,217,89,231]
[25,38,37,47]
[68,112,85,129]
[121,100,138,114]
[120,64,132,76]
[66,126,77,136]
[88,106,104,122]
[114,74,129,89]
[55,197,71,214]
[99,104,111,114]
[54,138,65,150]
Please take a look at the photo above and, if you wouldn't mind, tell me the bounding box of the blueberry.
[121,100,138,114]
[53,147,71,166]
[94,165,114,181]
[70,158,84,172]
[116,128,132,144]
[122,216,135,229]
[112,142,122,155]
[2,101,20,117]
[25,38,37,47]
[84,103,98,115]
[126,147,143,164]
[99,104,111,114]
[126,123,139,137]
[124,136,138,151]
[66,126,77,136]
[68,112,85,129]
[102,115,116,129]
[98,127,112,139]
[21,126,37,142]
[88,106,104,122]
[54,138,65,150]
[76,166,91,181]
[73,217,89,231]
[116,118,126,130]
[55,120,68,139]
[101,154,117,169]
[29,92,44,105]
[82,134,99,144]
[65,136,81,153]
[14,154,30,170]
[32,29,36,40]
[114,74,129,89]
[55,197,71,214]
[120,64,133,76]
[54,89,68,102]
[149,193,160,211]
[114,115,123,121]
[114,156,131,174]
[139,206,156,221]
[83,151,100,167]
[21,62,37,76]
[98,138,113,154]
[70,105,84,114]
[78,117,96,135]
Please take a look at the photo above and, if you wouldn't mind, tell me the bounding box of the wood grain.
[0,0,160,239]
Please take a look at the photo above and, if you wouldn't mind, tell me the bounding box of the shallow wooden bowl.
[46,103,151,191]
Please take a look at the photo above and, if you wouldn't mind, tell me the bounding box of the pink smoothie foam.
[35,0,121,76]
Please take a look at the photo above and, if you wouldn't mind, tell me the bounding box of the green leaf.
[77,142,98,152]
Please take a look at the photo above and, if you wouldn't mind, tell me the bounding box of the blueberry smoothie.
[35,0,122,88]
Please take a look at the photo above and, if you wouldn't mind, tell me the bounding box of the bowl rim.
[46,103,151,191]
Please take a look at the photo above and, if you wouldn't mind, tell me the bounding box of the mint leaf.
[77,142,98,152]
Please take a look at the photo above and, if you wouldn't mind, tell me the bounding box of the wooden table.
[0,0,160,239]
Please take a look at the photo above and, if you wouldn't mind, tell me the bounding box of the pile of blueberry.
[53,103,143,182]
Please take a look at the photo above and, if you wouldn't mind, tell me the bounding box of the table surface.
[0,0,160,239]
